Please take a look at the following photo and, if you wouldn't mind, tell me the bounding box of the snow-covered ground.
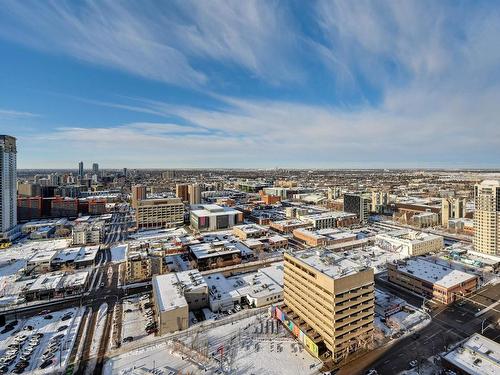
[374,307,431,341]
[120,296,153,347]
[111,244,128,263]
[398,354,441,375]
[105,313,322,375]
[0,306,83,374]
[85,303,108,375]
[389,310,428,331]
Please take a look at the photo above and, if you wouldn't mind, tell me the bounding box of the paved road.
[105,211,131,245]
[75,247,123,375]
[338,281,500,375]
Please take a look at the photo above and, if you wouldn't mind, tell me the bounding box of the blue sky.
[0,0,500,169]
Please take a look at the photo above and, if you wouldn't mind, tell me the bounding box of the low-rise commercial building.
[300,211,358,229]
[375,229,443,256]
[232,224,268,240]
[190,204,243,231]
[27,250,58,273]
[269,219,312,234]
[205,263,284,312]
[152,270,208,334]
[267,235,288,250]
[293,228,357,247]
[189,240,245,271]
[23,271,89,301]
[442,333,499,375]
[388,258,478,304]
[412,212,439,228]
[374,289,405,318]
[449,218,474,235]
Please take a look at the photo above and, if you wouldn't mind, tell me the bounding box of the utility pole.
[482,318,489,334]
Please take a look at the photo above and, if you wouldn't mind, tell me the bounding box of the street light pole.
[482,318,489,334]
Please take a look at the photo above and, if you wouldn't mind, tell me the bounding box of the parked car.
[40,359,53,369]
[123,336,134,343]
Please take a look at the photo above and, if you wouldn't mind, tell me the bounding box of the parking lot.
[121,294,156,346]
[0,307,83,374]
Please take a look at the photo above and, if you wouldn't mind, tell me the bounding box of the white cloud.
[0,1,301,87]
[5,1,500,167]
[0,108,39,118]
[26,87,500,168]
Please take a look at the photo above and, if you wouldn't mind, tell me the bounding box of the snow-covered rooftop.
[302,211,356,220]
[393,258,477,288]
[190,240,243,260]
[190,204,240,217]
[290,249,367,279]
[444,333,500,375]
[153,270,207,313]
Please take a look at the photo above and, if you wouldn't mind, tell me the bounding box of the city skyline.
[1,2,500,373]
[1,1,500,169]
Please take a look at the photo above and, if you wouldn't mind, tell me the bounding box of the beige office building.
[188,183,202,205]
[473,180,500,255]
[135,198,184,229]
[131,185,147,208]
[441,197,465,227]
[280,250,374,363]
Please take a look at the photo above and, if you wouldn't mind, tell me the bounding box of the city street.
[105,211,131,245]
[338,280,500,375]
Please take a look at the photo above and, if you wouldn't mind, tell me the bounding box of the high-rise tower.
[473,180,500,255]
[0,135,17,238]
[78,161,84,179]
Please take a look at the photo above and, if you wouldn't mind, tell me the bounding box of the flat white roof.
[290,249,366,279]
[190,241,242,260]
[191,205,240,217]
[205,262,284,304]
[233,224,267,234]
[268,234,287,243]
[303,211,356,220]
[444,333,500,375]
[271,219,307,226]
[153,270,207,313]
[28,250,58,264]
[376,229,442,244]
[393,258,477,288]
